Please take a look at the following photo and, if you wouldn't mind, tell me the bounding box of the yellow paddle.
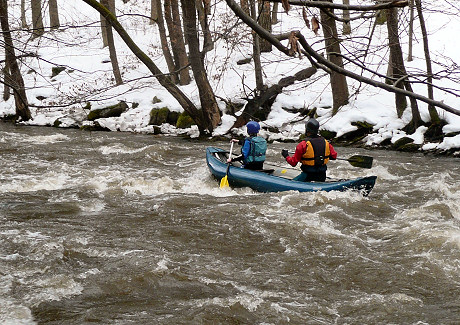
[220,141,234,188]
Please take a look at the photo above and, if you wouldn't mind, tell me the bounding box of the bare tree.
[82,0,221,135]
[101,0,123,85]
[224,0,460,119]
[31,0,45,37]
[153,0,176,83]
[150,0,158,23]
[386,7,406,117]
[100,0,109,46]
[0,0,31,121]
[2,55,10,101]
[250,0,264,91]
[342,0,351,35]
[240,0,249,15]
[49,0,60,29]
[195,0,213,52]
[415,0,440,125]
[319,0,349,114]
[21,0,28,28]
[271,2,278,24]
[259,0,272,52]
[386,5,423,132]
[180,0,221,131]
[407,0,414,61]
[164,0,190,85]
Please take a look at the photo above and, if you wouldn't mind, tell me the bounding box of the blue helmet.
[246,121,260,134]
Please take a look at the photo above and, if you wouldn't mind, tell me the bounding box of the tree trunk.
[240,0,249,15]
[250,0,264,91]
[150,0,158,24]
[31,0,44,37]
[2,57,10,101]
[49,0,60,29]
[320,1,349,114]
[407,0,414,61]
[0,0,31,121]
[164,0,190,85]
[101,0,122,85]
[258,0,272,52]
[232,67,318,128]
[82,0,212,134]
[154,0,176,83]
[342,0,351,35]
[21,0,28,28]
[196,0,213,52]
[100,0,108,47]
[415,0,440,124]
[386,7,407,118]
[271,2,278,25]
[180,0,221,132]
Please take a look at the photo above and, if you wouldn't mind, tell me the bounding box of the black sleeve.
[238,138,244,146]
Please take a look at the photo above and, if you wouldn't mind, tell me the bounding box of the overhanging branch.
[269,0,408,11]
[225,0,460,117]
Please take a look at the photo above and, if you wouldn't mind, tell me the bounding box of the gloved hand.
[281,149,289,158]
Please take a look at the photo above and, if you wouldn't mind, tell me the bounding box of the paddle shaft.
[287,152,373,168]
[225,141,234,174]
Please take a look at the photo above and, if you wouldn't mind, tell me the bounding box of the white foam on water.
[98,143,155,155]
[26,275,84,305]
[116,165,254,197]
[0,253,20,261]
[348,292,423,308]
[0,299,35,325]
[0,132,69,145]
[0,172,71,193]
[77,199,106,214]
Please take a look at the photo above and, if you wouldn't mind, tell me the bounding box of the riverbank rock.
[149,107,196,131]
[87,101,128,121]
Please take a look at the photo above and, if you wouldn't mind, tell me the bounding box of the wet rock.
[176,111,195,129]
[51,66,66,78]
[392,137,414,150]
[87,101,128,121]
[149,107,170,125]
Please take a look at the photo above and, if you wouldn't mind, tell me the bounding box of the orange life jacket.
[301,137,331,166]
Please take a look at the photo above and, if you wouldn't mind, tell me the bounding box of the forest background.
[0,0,459,155]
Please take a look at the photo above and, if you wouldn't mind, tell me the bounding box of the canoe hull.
[206,147,377,196]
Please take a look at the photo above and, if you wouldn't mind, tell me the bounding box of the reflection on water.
[0,123,459,324]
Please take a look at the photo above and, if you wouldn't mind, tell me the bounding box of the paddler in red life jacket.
[227,121,267,170]
[281,118,337,182]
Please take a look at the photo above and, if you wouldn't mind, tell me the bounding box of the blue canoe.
[206,147,377,196]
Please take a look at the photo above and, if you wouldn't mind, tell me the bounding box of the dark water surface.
[1,123,459,324]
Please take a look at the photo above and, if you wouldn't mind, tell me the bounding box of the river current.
[0,123,459,324]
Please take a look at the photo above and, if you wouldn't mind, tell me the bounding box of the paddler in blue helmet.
[227,121,267,170]
[281,118,337,182]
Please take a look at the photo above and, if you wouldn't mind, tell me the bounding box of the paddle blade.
[347,155,373,169]
[220,175,229,188]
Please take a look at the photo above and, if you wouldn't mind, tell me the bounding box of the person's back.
[281,118,337,182]
[241,134,267,170]
[228,121,267,170]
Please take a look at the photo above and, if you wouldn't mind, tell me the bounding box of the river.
[0,122,459,324]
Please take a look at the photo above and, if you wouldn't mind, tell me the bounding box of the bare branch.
[225,0,460,117]
[269,0,408,11]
